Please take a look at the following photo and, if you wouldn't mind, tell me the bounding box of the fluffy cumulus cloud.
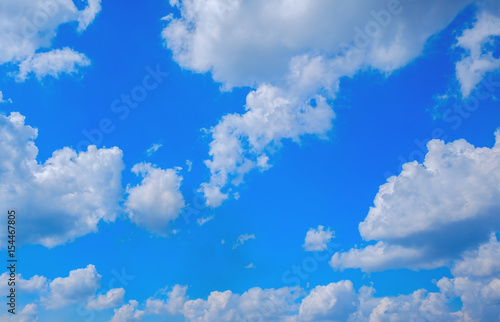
[298,281,358,321]
[110,300,146,322]
[85,288,125,311]
[146,285,188,315]
[455,1,500,97]
[143,285,303,321]
[163,0,472,89]
[163,0,477,206]
[0,112,124,247]
[199,84,335,207]
[303,225,334,251]
[125,163,185,235]
[0,0,100,80]
[108,273,500,321]
[331,130,500,272]
[0,303,39,322]
[41,264,101,309]
[15,47,91,81]
[0,273,47,296]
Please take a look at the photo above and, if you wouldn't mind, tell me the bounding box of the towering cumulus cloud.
[330,130,500,272]
[162,0,474,206]
[0,112,124,247]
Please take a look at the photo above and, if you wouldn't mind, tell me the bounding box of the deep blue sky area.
[1,0,500,321]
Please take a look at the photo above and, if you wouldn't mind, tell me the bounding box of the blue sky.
[1,0,500,321]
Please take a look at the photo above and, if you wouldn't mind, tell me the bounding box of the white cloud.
[125,163,185,235]
[186,159,193,172]
[232,233,256,249]
[455,4,500,97]
[85,288,125,311]
[146,143,163,156]
[331,130,500,272]
[15,47,91,81]
[163,0,471,89]
[199,84,335,207]
[77,0,102,32]
[0,274,47,296]
[0,0,100,78]
[0,91,12,104]
[197,215,214,226]
[146,285,188,316]
[105,245,500,322]
[42,264,101,309]
[298,281,358,321]
[451,233,500,278]
[110,300,145,322]
[163,0,475,206]
[0,112,124,247]
[182,286,302,321]
[303,225,334,251]
[0,303,39,322]
[244,263,256,269]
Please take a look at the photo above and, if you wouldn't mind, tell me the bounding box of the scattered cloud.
[232,233,256,249]
[146,143,163,156]
[15,47,91,82]
[197,215,214,226]
[185,159,192,172]
[0,91,12,104]
[244,263,256,269]
[126,163,185,235]
[303,225,334,252]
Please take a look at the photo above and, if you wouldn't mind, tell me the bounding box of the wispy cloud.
[197,215,214,226]
[232,234,255,249]
[146,143,163,156]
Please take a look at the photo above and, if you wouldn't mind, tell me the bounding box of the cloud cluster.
[0,112,124,247]
[3,254,499,321]
[163,0,475,206]
[0,264,127,321]
[0,0,100,80]
[330,130,500,272]
[112,267,500,321]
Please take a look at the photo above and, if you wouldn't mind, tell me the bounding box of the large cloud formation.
[162,0,495,207]
[2,247,499,321]
[108,247,500,321]
[330,130,500,272]
[0,112,124,247]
